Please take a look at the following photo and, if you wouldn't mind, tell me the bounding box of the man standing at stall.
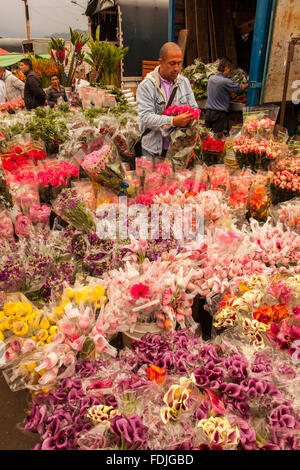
[205,58,248,136]
[136,42,198,158]
[46,73,68,108]
[19,58,46,110]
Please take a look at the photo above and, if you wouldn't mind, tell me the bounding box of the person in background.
[46,73,68,108]
[0,66,24,102]
[205,58,248,136]
[136,42,198,158]
[0,79,5,104]
[19,58,46,110]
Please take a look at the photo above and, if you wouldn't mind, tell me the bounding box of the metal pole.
[246,0,273,106]
[23,0,31,40]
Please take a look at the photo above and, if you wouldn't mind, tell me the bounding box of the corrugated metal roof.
[85,0,116,16]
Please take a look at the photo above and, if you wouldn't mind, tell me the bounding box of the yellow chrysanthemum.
[96,296,107,309]
[5,316,16,331]
[0,316,8,331]
[37,368,46,376]
[13,321,29,336]
[66,288,75,299]
[8,302,32,317]
[47,335,54,344]
[40,318,50,330]
[28,311,42,328]
[0,331,4,342]
[37,329,48,342]
[60,296,70,309]
[75,287,90,304]
[91,285,104,302]
[26,362,37,372]
[36,341,45,349]
[53,306,64,318]
[3,303,19,317]
[47,314,56,326]
[49,326,58,336]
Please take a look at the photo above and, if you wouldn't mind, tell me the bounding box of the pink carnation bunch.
[163,104,201,120]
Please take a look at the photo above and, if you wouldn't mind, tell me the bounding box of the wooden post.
[279,40,295,128]
[23,0,31,40]
[195,0,209,63]
[185,0,198,65]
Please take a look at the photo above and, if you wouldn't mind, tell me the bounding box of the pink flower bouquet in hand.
[163,105,201,171]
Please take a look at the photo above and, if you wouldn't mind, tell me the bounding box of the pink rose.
[14,214,32,238]
[60,320,76,336]
[139,240,148,251]
[66,334,85,351]
[78,315,91,330]
[0,213,14,240]
[129,240,140,253]
[19,191,40,213]
[21,339,36,353]
[29,204,51,225]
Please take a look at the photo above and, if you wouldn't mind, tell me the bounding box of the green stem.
[67,51,76,87]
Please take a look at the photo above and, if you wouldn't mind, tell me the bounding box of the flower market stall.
[0,54,300,451]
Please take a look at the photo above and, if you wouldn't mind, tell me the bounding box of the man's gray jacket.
[136,66,198,155]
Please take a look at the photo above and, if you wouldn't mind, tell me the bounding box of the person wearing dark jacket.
[19,58,46,110]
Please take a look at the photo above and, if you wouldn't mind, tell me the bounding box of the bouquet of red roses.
[1,140,46,173]
[200,136,226,166]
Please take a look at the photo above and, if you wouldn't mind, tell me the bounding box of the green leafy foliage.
[85,26,128,87]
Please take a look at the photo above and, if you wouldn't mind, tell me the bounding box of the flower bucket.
[122,322,162,348]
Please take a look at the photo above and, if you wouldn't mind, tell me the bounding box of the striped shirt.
[46,85,68,107]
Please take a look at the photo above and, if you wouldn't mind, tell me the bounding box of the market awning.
[0,53,26,67]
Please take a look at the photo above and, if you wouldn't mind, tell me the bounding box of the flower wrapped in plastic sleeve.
[52,188,96,232]
[71,180,96,212]
[208,165,230,196]
[2,341,77,392]
[248,172,272,222]
[200,136,226,166]
[0,210,14,240]
[79,137,127,195]
[270,198,300,234]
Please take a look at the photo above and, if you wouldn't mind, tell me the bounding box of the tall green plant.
[84,26,105,83]
[49,37,68,86]
[66,28,88,87]
[85,26,128,87]
[49,28,88,87]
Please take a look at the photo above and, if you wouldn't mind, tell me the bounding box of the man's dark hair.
[218,57,232,73]
[50,73,59,80]
[19,58,33,70]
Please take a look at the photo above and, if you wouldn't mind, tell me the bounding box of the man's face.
[19,62,30,74]
[51,75,60,88]
[159,48,183,82]
[224,65,231,76]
